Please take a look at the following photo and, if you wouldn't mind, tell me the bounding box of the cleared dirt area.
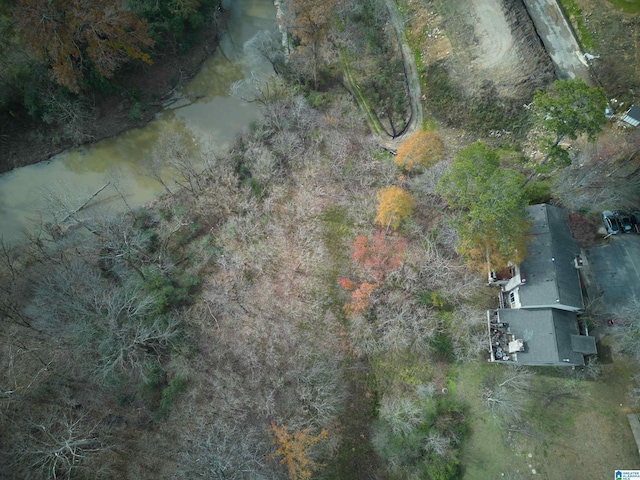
[471,0,521,79]
[433,0,554,100]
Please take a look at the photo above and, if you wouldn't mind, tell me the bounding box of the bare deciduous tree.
[175,423,271,479]
[424,431,451,458]
[379,396,422,437]
[484,367,534,425]
[28,259,179,383]
[11,409,110,480]
[244,29,287,75]
[553,161,640,213]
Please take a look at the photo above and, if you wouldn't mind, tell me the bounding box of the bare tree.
[609,297,640,365]
[484,367,534,425]
[448,303,489,362]
[378,396,422,437]
[11,408,110,480]
[423,431,451,458]
[174,422,271,479]
[28,260,180,383]
[231,73,288,106]
[553,160,640,213]
[244,29,287,75]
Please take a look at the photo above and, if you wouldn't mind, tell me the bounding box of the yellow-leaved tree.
[374,186,414,230]
[394,130,443,171]
[269,423,328,480]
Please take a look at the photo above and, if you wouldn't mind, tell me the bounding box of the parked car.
[615,210,634,233]
[602,210,620,235]
[631,211,640,233]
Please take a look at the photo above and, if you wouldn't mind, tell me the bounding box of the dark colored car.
[615,211,634,233]
[631,211,640,233]
[602,210,620,235]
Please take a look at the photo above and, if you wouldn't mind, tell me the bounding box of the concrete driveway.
[584,234,640,314]
[522,0,593,83]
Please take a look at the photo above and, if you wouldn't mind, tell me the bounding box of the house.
[622,105,640,127]
[487,204,597,367]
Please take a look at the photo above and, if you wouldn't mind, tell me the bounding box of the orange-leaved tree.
[269,423,328,480]
[394,130,443,171]
[374,186,414,230]
[339,231,407,316]
[15,0,154,92]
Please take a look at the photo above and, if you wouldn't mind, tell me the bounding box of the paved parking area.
[584,234,640,313]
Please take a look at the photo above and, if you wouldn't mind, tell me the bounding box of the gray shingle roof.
[517,204,583,311]
[570,334,597,355]
[496,308,585,366]
[623,105,640,127]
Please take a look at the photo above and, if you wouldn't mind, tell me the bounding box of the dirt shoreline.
[0,19,224,175]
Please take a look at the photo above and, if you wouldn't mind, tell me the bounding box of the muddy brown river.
[0,0,275,243]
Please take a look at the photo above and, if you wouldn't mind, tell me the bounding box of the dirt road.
[342,0,423,152]
[381,0,424,150]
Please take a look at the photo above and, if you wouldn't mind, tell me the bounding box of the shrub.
[159,375,188,416]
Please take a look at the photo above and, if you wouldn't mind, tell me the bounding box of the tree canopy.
[533,78,607,141]
[437,142,530,272]
[374,185,414,230]
[15,0,154,92]
[394,130,443,171]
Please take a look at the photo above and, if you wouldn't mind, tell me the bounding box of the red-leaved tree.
[339,231,407,316]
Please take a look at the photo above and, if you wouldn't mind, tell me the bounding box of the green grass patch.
[558,0,595,50]
[604,0,640,14]
[324,360,384,478]
[371,350,434,392]
[527,373,581,434]
[452,363,521,479]
[318,205,354,319]
[455,359,640,479]
[340,56,384,136]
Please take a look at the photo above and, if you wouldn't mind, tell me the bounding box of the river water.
[0,0,275,243]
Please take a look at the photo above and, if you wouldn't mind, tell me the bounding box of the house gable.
[507,204,583,312]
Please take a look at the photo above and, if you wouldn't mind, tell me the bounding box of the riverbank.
[0,19,222,175]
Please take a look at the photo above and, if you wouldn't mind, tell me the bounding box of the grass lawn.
[605,0,640,14]
[454,363,523,479]
[454,353,640,479]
